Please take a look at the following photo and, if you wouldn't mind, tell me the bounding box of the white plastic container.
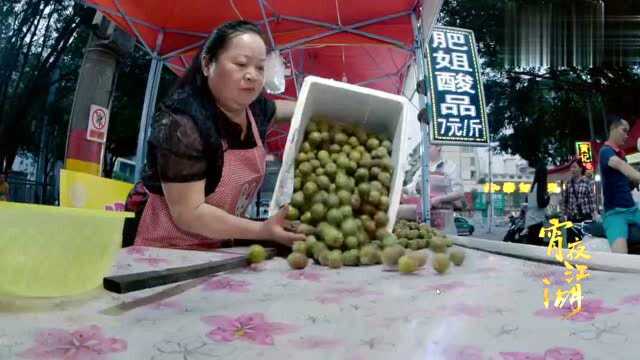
[269,76,409,232]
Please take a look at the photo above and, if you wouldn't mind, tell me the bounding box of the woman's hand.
[260,205,306,246]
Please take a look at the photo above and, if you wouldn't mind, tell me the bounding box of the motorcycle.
[503,211,527,243]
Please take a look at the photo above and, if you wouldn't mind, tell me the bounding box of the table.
[1,245,639,359]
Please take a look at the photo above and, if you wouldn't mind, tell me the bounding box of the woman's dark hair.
[175,20,267,101]
[531,164,550,209]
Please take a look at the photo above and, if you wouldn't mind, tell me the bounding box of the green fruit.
[300,212,313,224]
[408,240,419,250]
[310,203,326,222]
[345,236,359,249]
[341,219,359,237]
[363,218,377,235]
[248,245,267,264]
[370,240,382,250]
[382,233,398,248]
[319,250,331,266]
[378,172,391,187]
[307,174,317,183]
[296,152,308,163]
[370,166,382,178]
[309,159,321,170]
[362,203,377,217]
[349,150,362,163]
[308,131,322,146]
[375,228,390,241]
[366,137,381,151]
[350,193,362,210]
[430,238,447,253]
[306,121,319,133]
[301,141,312,152]
[398,238,409,248]
[296,224,316,235]
[337,155,351,170]
[370,181,384,193]
[287,206,300,221]
[368,191,381,205]
[398,255,418,273]
[347,161,358,175]
[433,253,451,274]
[357,231,371,245]
[355,168,369,183]
[374,212,389,227]
[312,242,329,260]
[312,191,329,205]
[379,195,390,211]
[321,225,344,249]
[329,144,342,153]
[357,183,371,197]
[294,177,302,191]
[336,173,352,190]
[325,162,338,178]
[342,249,360,266]
[316,175,331,190]
[339,205,353,219]
[299,162,313,176]
[303,182,318,198]
[342,145,353,154]
[381,245,405,266]
[317,149,330,161]
[348,136,360,148]
[445,237,454,247]
[407,250,428,268]
[288,252,309,270]
[321,132,330,142]
[326,193,340,209]
[355,127,368,144]
[408,230,420,240]
[416,239,428,249]
[315,167,325,176]
[449,249,465,266]
[305,236,318,256]
[359,245,381,265]
[334,133,348,145]
[382,139,392,152]
[337,190,352,206]
[327,250,343,269]
[326,208,344,226]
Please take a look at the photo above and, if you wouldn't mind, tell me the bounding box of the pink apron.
[134,110,266,250]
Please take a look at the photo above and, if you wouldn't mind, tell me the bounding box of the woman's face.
[204,32,266,112]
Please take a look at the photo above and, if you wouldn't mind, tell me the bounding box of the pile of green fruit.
[285,117,396,268]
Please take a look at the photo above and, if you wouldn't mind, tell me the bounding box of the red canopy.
[82,0,423,157]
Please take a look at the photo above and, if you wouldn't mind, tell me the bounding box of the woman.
[127,21,305,250]
[525,164,550,246]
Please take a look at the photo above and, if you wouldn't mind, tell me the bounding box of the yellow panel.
[65,158,100,176]
[59,169,134,211]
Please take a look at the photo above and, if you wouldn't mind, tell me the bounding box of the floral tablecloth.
[1,245,639,360]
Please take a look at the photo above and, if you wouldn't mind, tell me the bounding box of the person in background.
[125,20,304,251]
[525,164,550,246]
[599,115,640,254]
[563,160,598,223]
[0,173,9,201]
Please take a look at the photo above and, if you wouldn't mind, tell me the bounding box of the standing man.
[0,173,8,201]
[599,116,640,253]
[563,160,598,223]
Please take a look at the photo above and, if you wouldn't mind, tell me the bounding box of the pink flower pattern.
[17,325,127,359]
[443,344,485,360]
[201,313,296,346]
[104,202,125,212]
[124,246,148,256]
[202,277,250,293]
[288,337,344,350]
[501,347,584,360]
[285,270,324,282]
[133,257,171,268]
[619,294,640,306]
[535,298,618,322]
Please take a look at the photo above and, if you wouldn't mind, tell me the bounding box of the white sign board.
[86,104,109,143]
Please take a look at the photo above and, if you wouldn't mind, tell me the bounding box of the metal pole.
[134,56,163,182]
[488,144,493,233]
[411,14,431,225]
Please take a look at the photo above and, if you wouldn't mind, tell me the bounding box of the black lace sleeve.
[149,111,208,183]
